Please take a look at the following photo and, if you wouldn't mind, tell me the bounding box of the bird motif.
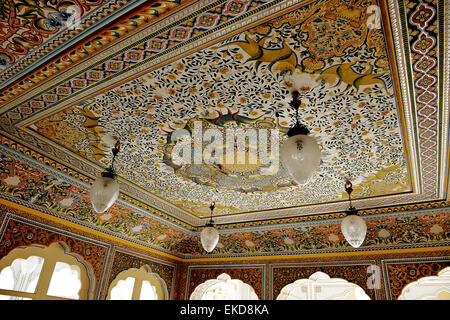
[317,61,390,94]
[223,33,298,75]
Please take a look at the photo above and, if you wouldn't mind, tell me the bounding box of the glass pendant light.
[340,180,367,248]
[90,141,120,214]
[200,202,219,253]
[280,91,321,185]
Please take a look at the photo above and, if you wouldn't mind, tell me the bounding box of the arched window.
[107,265,168,300]
[277,271,370,300]
[190,273,259,300]
[398,267,450,300]
[0,242,94,300]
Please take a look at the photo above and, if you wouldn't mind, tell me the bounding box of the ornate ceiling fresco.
[0,0,449,258]
[26,0,411,217]
[0,0,185,89]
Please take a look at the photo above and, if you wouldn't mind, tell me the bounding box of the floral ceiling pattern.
[28,0,410,217]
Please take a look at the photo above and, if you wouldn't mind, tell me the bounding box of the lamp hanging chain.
[294,101,301,127]
[345,180,358,215]
[208,202,215,226]
[290,91,301,126]
[287,91,310,136]
[106,141,121,174]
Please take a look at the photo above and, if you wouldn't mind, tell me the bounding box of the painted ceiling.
[0,0,449,258]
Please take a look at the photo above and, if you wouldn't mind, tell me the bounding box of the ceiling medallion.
[160,111,296,194]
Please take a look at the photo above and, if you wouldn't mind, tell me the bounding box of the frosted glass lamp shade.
[341,214,367,248]
[280,134,321,184]
[200,226,219,253]
[90,173,119,213]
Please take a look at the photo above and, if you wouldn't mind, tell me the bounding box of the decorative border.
[0,0,191,103]
[0,0,137,87]
[381,255,450,300]
[386,0,421,194]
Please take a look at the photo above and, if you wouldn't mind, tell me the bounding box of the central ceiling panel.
[25,0,411,219]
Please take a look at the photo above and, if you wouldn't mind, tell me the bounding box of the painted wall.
[176,250,450,300]
[1,201,449,300]
[0,203,179,300]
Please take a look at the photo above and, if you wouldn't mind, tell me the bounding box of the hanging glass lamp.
[340,181,367,248]
[280,91,321,185]
[90,141,120,213]
[200,202,219,253]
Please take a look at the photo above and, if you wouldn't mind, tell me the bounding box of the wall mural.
[0,209,110,295]
[0,149,191,253]
[28,0,410,217]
